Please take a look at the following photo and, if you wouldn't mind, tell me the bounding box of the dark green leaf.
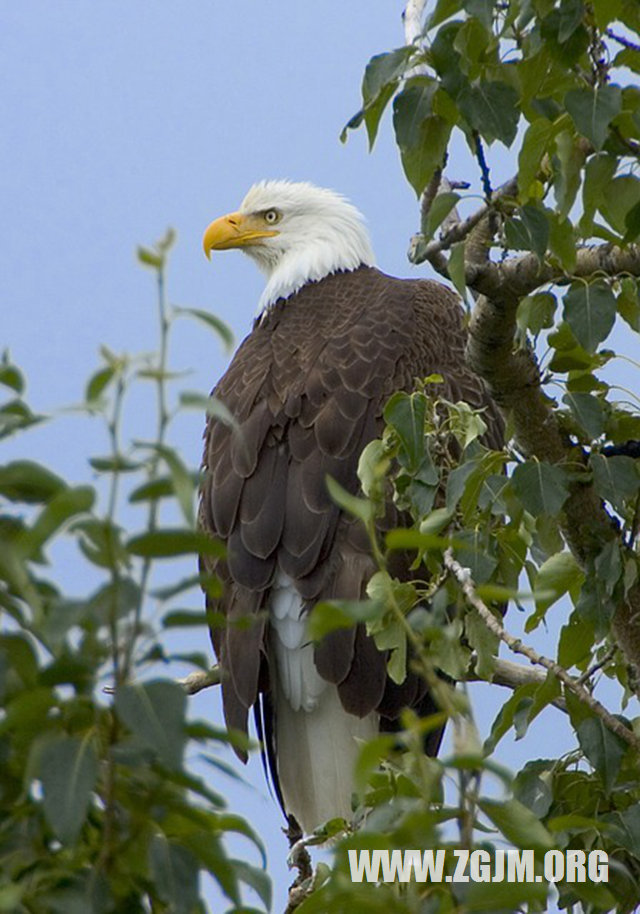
[558,614,594,668]
[563,280,617,352]
[40,735,98,844]
[149,836,200,914]
[458,80,520,146]
[85,366,116,402]
[590,453,640,512]
[565,85,622,150]
[361,47,416,147]
[516,292,557,336]
[127,528,224,558]
[562,392,605,439]
[384,391,426,472]
[0,356,25,394]
[0,460,66,503]
[505,205,549,259]
[89,455,142,473]
[518,118,556,197]
[115,680,186,768]
[576,717,626,792]
[511,461,570,516]
[392,78,451,195]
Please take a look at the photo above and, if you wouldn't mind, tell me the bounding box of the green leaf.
[505,205,550,260]
[599,175,640,235]
[127,528,224,558]
[18,486,95,558]
[360,46,415,147]
[448,241,467,300]
[478,797,555,852]
[458,80,520,146]
[85,365,116,402]
[40,735,98,844]
[518,118,556,197]
[563,280,617,352]
[149,836,201,914]
[0,354,25,394]
[392,78,451,195]
[576,717,626,792]
[558,614,595,668]
[511,460,570,516]
[565,85,622,150]
[384,391,426,472]
[173,307,234,351]
[140,443,196,526]
[137,245,164,268]
[465,610,498,679]
[424,191,460,240]
[617,278,640,332]
[231,859,272,911]
[163,609,207,628]
[89,455,142,473]
[531,551,585,621]
[0,460,66,503]
[115,680,186,769]
[548,213,577,271]
[590,453,640,512]
[516,292,557,337]
[562,392,605,439]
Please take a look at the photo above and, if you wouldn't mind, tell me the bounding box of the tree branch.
[445,550,640,752]
[466,656,566,711]
[178,666,220,694]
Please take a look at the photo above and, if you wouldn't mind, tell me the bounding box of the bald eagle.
[200,180,502,835]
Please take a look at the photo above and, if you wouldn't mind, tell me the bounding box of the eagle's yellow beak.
[202,211,279,259]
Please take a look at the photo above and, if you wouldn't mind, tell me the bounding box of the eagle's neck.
[248,228,376,312]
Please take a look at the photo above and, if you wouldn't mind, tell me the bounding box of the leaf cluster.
[0,239,270,913]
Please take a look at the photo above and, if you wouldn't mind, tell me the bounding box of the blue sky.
[2,3,634,911]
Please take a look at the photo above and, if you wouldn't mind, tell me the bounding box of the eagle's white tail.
[270,570,378,833]
[274,680,378,834]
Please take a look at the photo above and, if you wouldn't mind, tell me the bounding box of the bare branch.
[178,666,220,695]
[467,656,566,711]
[445,550,640,752]
[403,0,428,46]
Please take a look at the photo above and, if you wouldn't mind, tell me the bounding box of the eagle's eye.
[263,209,281,225]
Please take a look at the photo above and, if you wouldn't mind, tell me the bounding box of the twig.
[410,177,518,266]
[178,666,221,694]
[466,656,566,711]
[575,645,617,687]
[444,549,640,752]
[473,132,493,200]
[606,28,640,52]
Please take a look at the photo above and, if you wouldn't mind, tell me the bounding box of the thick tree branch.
[445,550,640,752]
[464,239,640,685]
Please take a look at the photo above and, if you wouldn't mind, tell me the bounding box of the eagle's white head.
[202,180,376,311]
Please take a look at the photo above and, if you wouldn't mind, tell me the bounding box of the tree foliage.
[297,1,640,912]
[0,236,270,913]
[4,2,640,913]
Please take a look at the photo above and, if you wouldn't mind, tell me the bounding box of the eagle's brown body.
[199,264,502,831]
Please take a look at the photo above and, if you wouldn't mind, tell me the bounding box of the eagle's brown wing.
[199,266,503,763]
